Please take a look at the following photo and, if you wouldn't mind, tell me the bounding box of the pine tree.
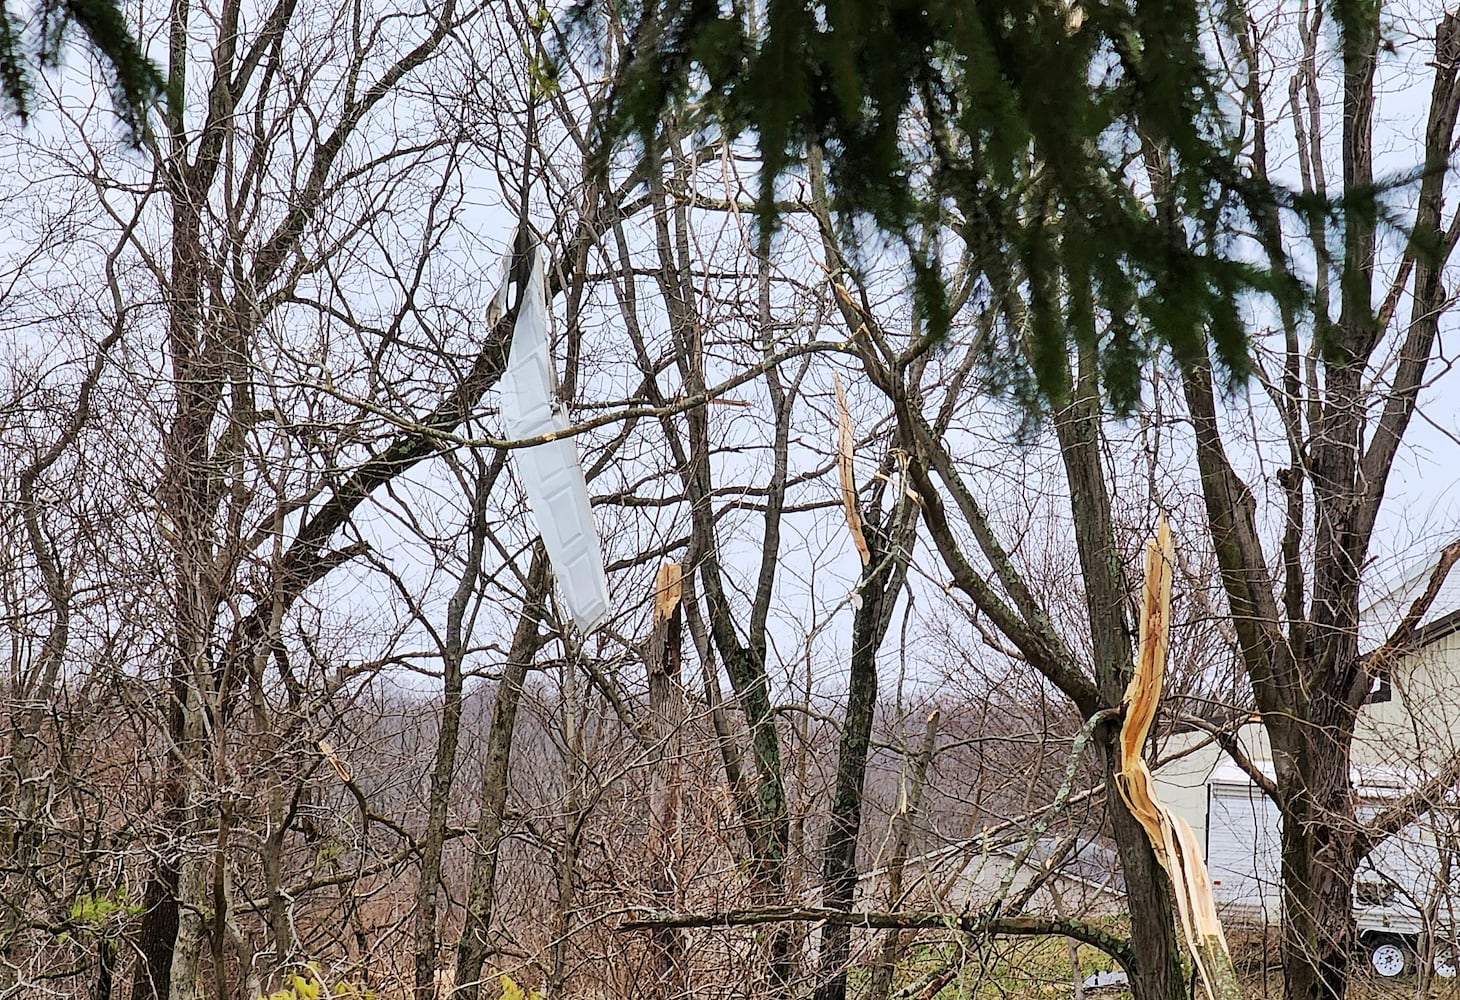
[579,0,1303,412]
[1,0,164,141]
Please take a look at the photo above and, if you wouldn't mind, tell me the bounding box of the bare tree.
[13,3,1460,1000]
[1167,6,1460,998]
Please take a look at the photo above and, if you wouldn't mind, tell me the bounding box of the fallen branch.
[617,906,1135,971]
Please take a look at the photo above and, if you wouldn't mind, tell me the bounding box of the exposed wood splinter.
[1115,516,1239,1000]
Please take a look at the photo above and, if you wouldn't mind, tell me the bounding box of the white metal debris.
[497,244,610,632]
[1081,969,1129,991]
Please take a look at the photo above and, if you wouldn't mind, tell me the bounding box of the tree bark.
[646,563,687,999]
[815,473,917,1000]
[1053,340,1185,1000]
[1273,705,1359,1000]
[414,460,497,1000]
[866,711,940,1000]
[452,555,546,1000]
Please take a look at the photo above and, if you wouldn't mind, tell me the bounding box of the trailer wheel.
[1366,936,1411,978]
[1433,945,1458,980]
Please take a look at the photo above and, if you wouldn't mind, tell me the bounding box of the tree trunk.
[867,711,939,1000]
[815,486,915,1000]
[550,641,584,997]
[652,162,795,995]
[414,467,493,1000]
[168,846,206,1000]
[646,563,687,998]
[1275,705,1359,1000]
[1102,737,1186,1000]
[412,606,468,1000]
[452,556,545,1000]
[93,935,116,1000]
[812,589,882,1000]
[131,863,181,1000]
[1056,342,1186,1000]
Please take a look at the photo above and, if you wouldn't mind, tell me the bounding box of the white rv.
[1203,762,1460,979]
[1149,544,1460,980]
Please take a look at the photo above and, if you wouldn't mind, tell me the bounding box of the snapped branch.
[617,906,1134,971]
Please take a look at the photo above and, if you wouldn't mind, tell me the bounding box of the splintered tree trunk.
[643,132,796,997]
[1102,740,1187,1000]
[1057,344,1186,1000]
[815,396,916,1000]
[646,564,687,998]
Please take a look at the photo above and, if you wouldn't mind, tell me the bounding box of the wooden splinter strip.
[833,372,871,569]
[1115,517,1239,1000]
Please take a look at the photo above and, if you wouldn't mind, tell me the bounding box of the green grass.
[884,929,1460,999]
[884,935,1125,998]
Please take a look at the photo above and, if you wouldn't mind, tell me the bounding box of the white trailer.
[1204,763,1460,979]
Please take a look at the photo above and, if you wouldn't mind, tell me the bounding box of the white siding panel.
[499,246,610,632]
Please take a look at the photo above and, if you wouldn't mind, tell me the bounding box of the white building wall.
[1358,630,1460,773]
[1154,722,1269,852]
[1154,628,1460,863]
